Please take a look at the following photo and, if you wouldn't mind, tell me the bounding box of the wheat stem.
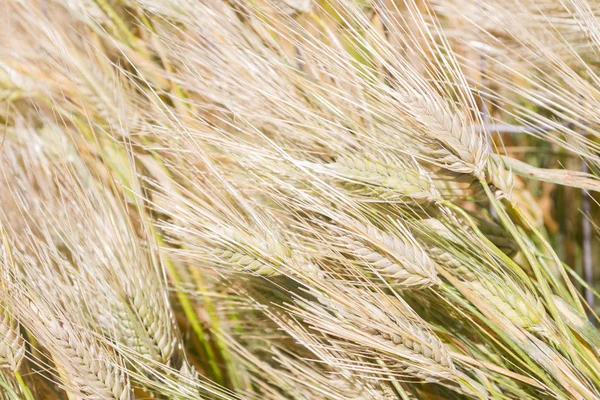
[479,180,575,342]
[13,371,34,400]
[0,375,20,400]
[155,232,223,384]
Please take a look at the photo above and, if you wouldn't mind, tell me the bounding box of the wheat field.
[2,0,600,399]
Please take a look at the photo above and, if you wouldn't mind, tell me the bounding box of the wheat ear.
[46,319,131,400]
[468,279,547,333]
[0,311,24,372]
[302,290,457,382]
[342,222,440,287]
[487,154,515,200]
[219,229,307,276]
[273,350,396,400]
[327,156,438,202]
[97,285,176,364]
[5,271,131,400]
[402,93,488,178]
[429,247,478,282]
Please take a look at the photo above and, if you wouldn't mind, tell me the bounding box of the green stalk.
[153,232,223,384]
[190,268,247,391]
[0,378,20,400]
[439,200,535,292]
[92,0,139,47]
[478,180,572,338]
[13,372,34,400]
[508,203,584,313]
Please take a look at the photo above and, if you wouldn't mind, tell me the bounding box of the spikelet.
[0,311,24,372]
[328,156,438,203]
[179,359,198,380]
[220,232,291,276]
[431,174,485,201]
[427,246,478,282]
[369,320,455,374]
[487,154,515,200]
[171,359,202,397]
[342,222,440,287]
[127,290,175,363]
